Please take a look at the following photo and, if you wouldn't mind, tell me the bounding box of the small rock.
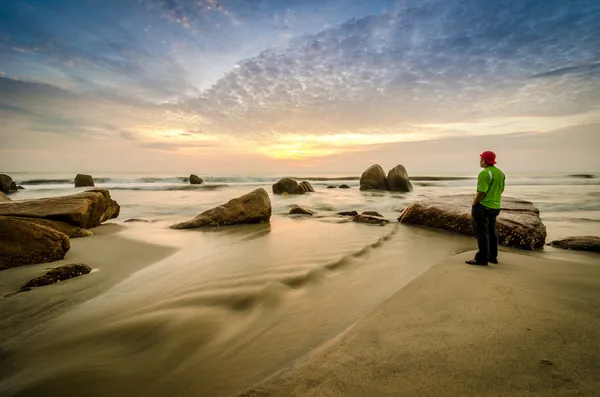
[337,211,359,217]
[21,263,92,289]
[124,218,152,223]
[327,185,337,189]
[362,211,383,218]
[339,184,350,189]
[353,214,389,225]
[549,236,600,253]
[189,174,203,184]
[289,206,314,216]
[74,174,95,187]
[17,186,25,190]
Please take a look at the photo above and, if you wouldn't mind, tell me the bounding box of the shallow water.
[1,172,599,396]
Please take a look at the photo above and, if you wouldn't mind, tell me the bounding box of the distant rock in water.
[0,192,10,202]
[339,184,350,189]
[549,236,600,253]
[327,185,337,189]
[387,165,413,192]
[362,211,384,218]
[299,181,315,193]
[337,210,358,217]
[189,174,203,184]
[124,218,152,223]
[398,195,547,250]
[170,188,271,229]
[17,185,25,190]
[569,174,596,179]
[74,174,95,187]
[21,263,92,289]
[289,206,314,216]
[0,174,17,194]
[0,216,70,270]
[273,178,313,194]
[359,165,388,191]
[353,214,389,225]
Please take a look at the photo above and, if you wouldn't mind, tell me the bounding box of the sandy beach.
[241,249,600,396]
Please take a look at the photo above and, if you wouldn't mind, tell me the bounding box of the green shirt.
[477,166,505,209]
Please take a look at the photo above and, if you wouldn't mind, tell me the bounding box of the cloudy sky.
[1,0,599,174]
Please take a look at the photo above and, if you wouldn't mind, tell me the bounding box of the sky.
[1,0,599,174]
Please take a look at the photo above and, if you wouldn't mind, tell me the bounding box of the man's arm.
[473,191,486,205]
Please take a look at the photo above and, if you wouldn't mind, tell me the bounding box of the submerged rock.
[299,181,315,193]
[327,185,337,189]
[337,210,359,217]
[0,216,70,270]
[0,189,120,228]
[289,206,314,216]
[359,165,388,191]
[549,236,600,253]
[21,263,92,289]
[189,174,203,184]
[398,195,547,250]
[124,218,152,223]
[74,174,95,187]
[339,184,351,189]
[362,211,384,218]
[0,174,17,194]
[170,188,271,229]
[353,214,390,225]
[387,164,413,192]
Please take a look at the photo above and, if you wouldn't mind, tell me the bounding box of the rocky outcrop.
[0,192,11,202]
[549,236,600,253]
[398,195,547,250]
[299,181,315,193]
[0,217,70,270]
[189,174,203,184]
[170,188,271,229]
[289,206,314,216]
[359,165,388,191]
[74,174,95,187]
[387,165,413,192]
[353,214,390,225]
[272,178,314,194]
[0,174,17,194]
[0,189,120,228]
[11,217,93,238]
[21,263,92,289]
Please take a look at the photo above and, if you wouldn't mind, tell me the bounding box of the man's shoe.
[465,259,488,266]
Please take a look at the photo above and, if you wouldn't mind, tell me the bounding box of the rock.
[10,217,93,238]
[0,216,70,270]
[124,218,152,223]
[549,236,600,253]
[74,174,95,187]
[170,188,271,229]
[337,211,359,217]
[353,214,390,225]
[359,165,388,191]
[189,174,203,184]
[339,184,351,189]
[387,164,413,192]
[273,178,305,195]
[17,185,25,190]
[299,181,315,193]
[0,192,11,202]
[362,211,384,218]
[0,174,17,194]
[0,189,120,228]
[21,263,92,289]
[327,185,337,189]
[398,195,547,250]
[289,206,314,216]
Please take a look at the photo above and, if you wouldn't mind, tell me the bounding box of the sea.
[1,171,599,396]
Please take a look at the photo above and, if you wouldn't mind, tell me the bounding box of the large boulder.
[549,236,600,253]
[273,178,305,195]
[10,217,93,238]
[0,174,17,194]
[0,189,120,228]
[387,165,413,192]
[0,192,11,202]
[170,188,271,229]
[21,263,92,289]
[189,174,203,184]
[74,174,95,187]
[0,217,70,270]
[398,195,547,250]
[359,165,388,191]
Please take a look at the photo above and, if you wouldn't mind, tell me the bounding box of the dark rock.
[0,189,120,228]
[21,263,92,289]
[0,216,70,270]
[124,218,152,223]
[170,188,271,229]
[327,185,337,189]
[299,181,315,193]
[189,174,203,184]
[359,165,388,191]
[273,178,305,195]
[387,164,413,192]
[74,174,95,187]
[339,184,350,189]
[17,185,25,190]
[289,206,314,216]
[353,214,390,225]
[398,195,547,250]
[362,211,384,218]
[549,236,600,253]
[569,174,595,179]
[0,174,17,194]
[0,192,10,202]
[11,217,93,238]
[337,211,359,217]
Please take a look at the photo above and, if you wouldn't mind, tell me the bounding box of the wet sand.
[241,250,600,396]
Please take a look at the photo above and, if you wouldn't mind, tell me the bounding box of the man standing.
[466,151,505,266]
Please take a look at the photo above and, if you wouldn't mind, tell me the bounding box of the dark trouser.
[471,203,501,264]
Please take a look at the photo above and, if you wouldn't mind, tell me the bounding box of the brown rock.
[12,217,93,238]
[0,189,120,228]
[170,188,271,229]
[0,174,17,194]
[0,216,70,270]
[398,195,547,250]
[387,164,413,192]
[0,192,11,202]
[327,185,337,189]
[359,165,388,191]
[362,211,383,218]
[74,174,95,187]
[339,184,351,189]
[189,174,203,184]
[337,211,359,217]
[273,178,305,195]
[21,263,92,289]
[549,236,600,253]
[289,206,314,216]
[353,214,390,225]
[299,181,315,193]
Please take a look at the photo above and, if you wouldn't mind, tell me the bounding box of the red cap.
[480,151,497,165]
